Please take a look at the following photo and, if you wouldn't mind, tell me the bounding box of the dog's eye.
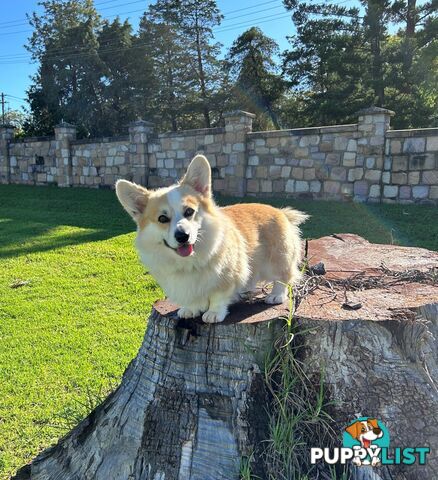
[184,208,195,218]
[158,215,170,223]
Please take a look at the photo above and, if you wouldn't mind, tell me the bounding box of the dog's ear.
[181,154,211,196]
[115,180,149,223]
[345,421,361,440]
[368,418,379,429]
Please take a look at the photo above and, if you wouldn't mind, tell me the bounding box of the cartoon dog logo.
[345,418,384,466]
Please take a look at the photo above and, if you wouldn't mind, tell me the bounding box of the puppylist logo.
[310,417,430,467]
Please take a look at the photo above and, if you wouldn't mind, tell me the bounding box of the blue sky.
[0,0,297,113]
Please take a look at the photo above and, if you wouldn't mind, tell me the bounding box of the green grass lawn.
[0,184,436,479]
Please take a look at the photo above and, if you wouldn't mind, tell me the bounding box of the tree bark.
[13,235,437,480]
[13,298,287,480]
[298,234,438,480]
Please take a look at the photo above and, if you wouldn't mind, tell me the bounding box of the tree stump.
[14,234,437,480]
[297,234,438,480]
[14,297,289,480]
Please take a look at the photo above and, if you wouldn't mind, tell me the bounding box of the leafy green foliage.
[20,1,438,133]
[227,27,286,130]
[163,0,225,128]
[281,0,437,128]
[25,0,104,137]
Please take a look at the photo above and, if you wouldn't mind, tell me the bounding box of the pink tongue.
[176,244,193,257]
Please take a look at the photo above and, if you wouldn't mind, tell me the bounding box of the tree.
[282,0,437,128]
[3,110,28,135]
[361,0,404,107]
[97,18,155,135]
[383,0,438,127]
[227,27,285,129]
[283,0,371,126]
[136,2,194,131]
[25,0,104,137]
[164,0,224,128]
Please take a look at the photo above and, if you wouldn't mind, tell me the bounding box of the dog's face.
[116,155,214,258]
[345,419,383,448]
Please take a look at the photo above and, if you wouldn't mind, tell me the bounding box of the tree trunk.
[299,234,438,480]
[194,15,211,129]
[401,0,417,95]
[14,298,287,480]
[365,1,385,106]
[13,235,437,480]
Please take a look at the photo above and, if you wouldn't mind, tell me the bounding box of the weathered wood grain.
[14,299,287,480]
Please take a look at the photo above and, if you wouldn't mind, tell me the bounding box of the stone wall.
[0,107,437,204]
[71,138,129,187]
[383,130,438,203]
[8,137,56,185]
[246,125,358,198]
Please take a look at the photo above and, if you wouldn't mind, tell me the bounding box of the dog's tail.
[282,207,309,226]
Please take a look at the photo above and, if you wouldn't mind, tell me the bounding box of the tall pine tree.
[227,27,285,129]
[26,0,104,137]
[97,18,154,136]
[164,0,224,128]
[282,0,371,125]
[137,2,194,131]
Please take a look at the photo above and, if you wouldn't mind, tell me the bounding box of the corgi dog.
[116,154,308,323]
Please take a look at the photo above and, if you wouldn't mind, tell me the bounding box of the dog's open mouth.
[363,439,371,448]
[163,239,194,257]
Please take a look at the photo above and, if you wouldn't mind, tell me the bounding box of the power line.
[216,12,291,34]
[0,0,149,28]
[0,0,282,29]
[0,10,292,65]
[0,1,287,60]
[4,94,27,101]
[223,0,280,16]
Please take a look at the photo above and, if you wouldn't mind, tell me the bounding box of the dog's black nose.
[373,427,382,435]
[175,229,189,244]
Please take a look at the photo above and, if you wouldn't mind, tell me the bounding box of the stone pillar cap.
[356,106,395,116]
[128,119,155,128]
[55,121,76,128]
[223,110,256,119]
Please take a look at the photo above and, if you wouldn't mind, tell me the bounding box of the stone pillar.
[0,125,15,184]
[54,121,76,187]
[222,110,255,196]
[354,106,394,202]
[129,120,154,185]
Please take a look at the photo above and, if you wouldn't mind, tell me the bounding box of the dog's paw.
[265,292,288,304]
[178,307,200,319]
[202,308,227,324]
[371,457,381,466]
[352,457,362,467]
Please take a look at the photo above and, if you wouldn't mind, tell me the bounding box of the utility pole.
[1,92,5,125]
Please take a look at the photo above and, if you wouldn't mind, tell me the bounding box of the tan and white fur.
[116,154,308,323]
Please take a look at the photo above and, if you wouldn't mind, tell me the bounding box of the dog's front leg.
[202,287,235,324]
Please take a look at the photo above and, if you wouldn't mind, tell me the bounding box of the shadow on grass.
[0,184,134,259]
[1,184,436,258]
